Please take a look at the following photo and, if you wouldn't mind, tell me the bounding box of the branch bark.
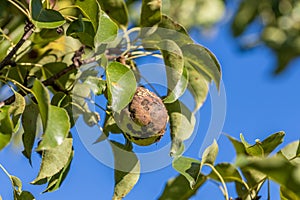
[0,21,35,70]
[1,46,86,107]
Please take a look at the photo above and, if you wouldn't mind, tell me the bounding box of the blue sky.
[1,15,300,200]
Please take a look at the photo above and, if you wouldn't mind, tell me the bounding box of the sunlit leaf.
[94,9,118,47]
[98,0,129,27]
[172,156,201,188]
[106,62,136,112]
[22,104,39,164]
[11,175,22,193]
[32,138,73,184]
[166,100,195,157]
[43,150,73,193]
[185,63,209,112]
[110,141,140,199]
[181,44,221,89]
[37,105,70,150]
[158,174,207,200]
[30,0,65,29]
[0,106,14,150]
[75,0,99,31]
[201,140,218,166]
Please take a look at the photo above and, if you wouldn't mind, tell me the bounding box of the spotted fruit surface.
[114,87,169,146]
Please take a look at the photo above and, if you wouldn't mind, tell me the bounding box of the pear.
[115,87,169,146]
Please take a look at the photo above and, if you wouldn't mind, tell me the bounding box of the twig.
[1,46,86,107]
[0,21,35,70]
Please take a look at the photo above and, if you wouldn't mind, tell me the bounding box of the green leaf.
[172,156,201,188]
[231,0,258,37]
[185,63,209,112]
[31,79,50,129]
[98,0,129,27]
[228,134,268,189]
[239,168,265,193]
[239,132,285,157]
[32,138,73,184]
[15,191,35,200]
[71,83,94,125]
[43,62,77,91]
[75,0,99,31]
[181,44,221,89]
[43,150,73,193]
[83,111,100,127]
[22,104,39,164]
[260,131,285,156]
[94,114,122,143]
[280,186,300,200]
[51,93,75,127]
[0,106,14,150]
[140,0,162,27]
[142,15,193,48]
[158,174,207,200]
[240,133,264,157]
[236,155,300,197]
[226,134,247,155]
[94,9,118,47]
[66,18,95,47]
[157,40,186,103]
[279,140,300,165]
[158,15,193,44]
[83,76,106,95]
[9,92,25,127]
[32,28,63,46]
[201,140,218,165]
[37,105,70,150]
[11,175,22,193]
[110,141,140,199]
[106,62,136,112]
[163,68,188,104]
[209,163,243,183]
[30,0,65,29]
[166,100,195,157]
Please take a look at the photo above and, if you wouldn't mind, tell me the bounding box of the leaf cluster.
[0,0,220,199]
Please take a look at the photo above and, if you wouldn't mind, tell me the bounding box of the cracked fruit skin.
[115,87,169,146]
